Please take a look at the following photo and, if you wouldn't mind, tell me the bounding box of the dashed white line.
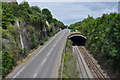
[51,47,54,51]
[34,31,62,57]
[34,30,67,70]
[53,44,56,47]
[47,52,50,57]
[34,73,37,78]
[41,58,46,66]
[46,46,54,57]
[13,67,25,78]
[42,31,67,65]
[8,30,68,78]
[38,31,65,66]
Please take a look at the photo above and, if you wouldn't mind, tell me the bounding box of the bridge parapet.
[68,32,87,39]
[68,32,86,46]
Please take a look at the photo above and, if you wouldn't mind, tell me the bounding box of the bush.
[2,50,15,78]
[40,39,45,45]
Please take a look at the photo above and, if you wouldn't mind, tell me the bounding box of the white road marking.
[7,63,25,78]
[47,52,50,57]
[34,73,37,78]
[48,33,65,55]
[34,30,68,74]
[13,67,25,78]
[35,31,66,67]
[41,58,46,66]
[7,30,68,78]
[53,44,56,47]
[35,31,62,57]
[46,46,54,57]
[40,32,65,66]
[51,47,54,51]
[27,31,63,63]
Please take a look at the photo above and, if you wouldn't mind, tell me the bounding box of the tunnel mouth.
[69,36,86,46]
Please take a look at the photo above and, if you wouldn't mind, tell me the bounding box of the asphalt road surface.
[7,29,69,78]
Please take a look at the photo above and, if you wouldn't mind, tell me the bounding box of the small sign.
[70,29,74,32]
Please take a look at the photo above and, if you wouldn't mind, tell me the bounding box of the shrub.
[2,50,15,78]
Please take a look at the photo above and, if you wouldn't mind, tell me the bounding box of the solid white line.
[10,30,67,78]
[13,67,25,78]
[41,58,46,66]
[34,73,37,78]
[7,63,25,78]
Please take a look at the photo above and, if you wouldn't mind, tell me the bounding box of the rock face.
[14,21,35,55]
[2,19,60,61]
[2,21,33,60]
[19,22,31,53]
[15,21,24,50]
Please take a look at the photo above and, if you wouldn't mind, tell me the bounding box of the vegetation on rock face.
[1,1,66,78]
[69,13,120,72]
[2,50,15,78]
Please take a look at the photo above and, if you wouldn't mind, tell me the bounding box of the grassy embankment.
[59,40,79,78]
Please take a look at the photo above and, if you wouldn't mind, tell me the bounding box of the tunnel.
[68,33,87,46]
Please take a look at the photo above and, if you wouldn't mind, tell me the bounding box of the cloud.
[17,0,119,3]
[28,2,118,25]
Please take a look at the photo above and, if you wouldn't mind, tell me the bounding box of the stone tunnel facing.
[68,36,86,46]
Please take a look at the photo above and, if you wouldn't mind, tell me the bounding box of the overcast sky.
[16,0,118,25]
[17,0,119,3]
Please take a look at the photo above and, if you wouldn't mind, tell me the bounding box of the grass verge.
[59,40,79,78]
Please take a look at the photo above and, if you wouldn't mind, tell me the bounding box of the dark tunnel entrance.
[69,36,86,46]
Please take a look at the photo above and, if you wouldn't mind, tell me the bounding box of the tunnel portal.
[68,33,87,46]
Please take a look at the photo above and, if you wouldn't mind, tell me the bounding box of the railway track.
[77,46,109,80]
[73,46,93,79]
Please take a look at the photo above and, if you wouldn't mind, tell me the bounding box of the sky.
[16,0,119,25]
[17,0,119,3]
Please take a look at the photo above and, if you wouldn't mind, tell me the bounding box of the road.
[7,29,69,78]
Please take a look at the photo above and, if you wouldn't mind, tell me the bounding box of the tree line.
[69,13,120,73]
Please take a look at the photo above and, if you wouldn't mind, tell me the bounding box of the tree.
[31,6,41,13]
[68,13,120,71]
[42,8,52,23]
[2,2,15,29]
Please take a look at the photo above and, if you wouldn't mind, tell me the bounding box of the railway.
[73,46,109,80]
